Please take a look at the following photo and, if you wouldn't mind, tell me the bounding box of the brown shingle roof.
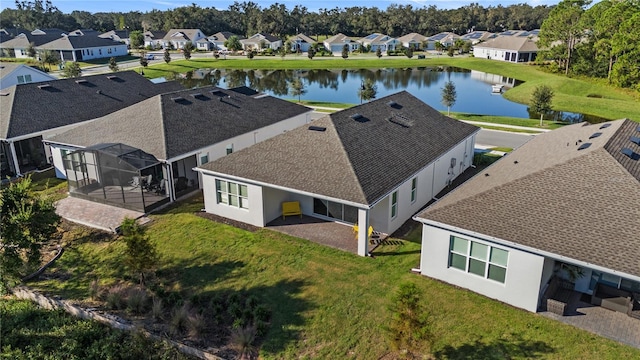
[417,119,640,277]
[199,91,479,205]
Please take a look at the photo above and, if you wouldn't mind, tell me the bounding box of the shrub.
[169,304,190,336]
[253,304,271,323]
[188,312,207,339]
[151,297,164,321]
[105,284,128,310]
[126,286,148,315]
[245,295,259,310]
[230,325,257,360]
[255,319,269,337]
[89,279,101,300]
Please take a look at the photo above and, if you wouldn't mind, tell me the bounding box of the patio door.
[313,198,358,224]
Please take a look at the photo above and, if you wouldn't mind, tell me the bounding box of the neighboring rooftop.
[474,34,539,51]
[0,70,183,139]
[417,119,640,278]
[38,34,126,50]
[199,91,479,205]
[47,86,311,160]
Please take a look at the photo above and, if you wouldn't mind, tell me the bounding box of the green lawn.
[30,193,640,359]
[450,113,566,130]
[138,56,640,122]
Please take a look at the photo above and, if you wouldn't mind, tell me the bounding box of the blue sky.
[1,1,563,14]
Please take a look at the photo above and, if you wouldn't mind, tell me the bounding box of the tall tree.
[376,47,382,59]
[441,80,456,115]
[139,51,149,69]
[538,0,591,75]
[163,48,171,64]
[61,61,81,78]
[119,218,158,285]
[405,47,413,59]
[531,85,554,126]
[341,44,349,59]
[224,35,243,53]
[358,78,377,103]
[39,49,57,71]
[182,40,195,60]
[129,30,144,49]
[108,57,118,72]
[289,77,306,102]
[26,41,36,58]
[307,47,315,60]
[0,176,60,294]
[610,10,640,90]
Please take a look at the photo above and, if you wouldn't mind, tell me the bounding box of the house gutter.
[413,216,640,284]
[195,167,370,209]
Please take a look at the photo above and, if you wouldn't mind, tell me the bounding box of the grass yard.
[139,56,640,122]
[29,193,640,359]
[450,113,565,130]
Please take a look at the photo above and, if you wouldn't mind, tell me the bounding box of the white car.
[145,54,155,60]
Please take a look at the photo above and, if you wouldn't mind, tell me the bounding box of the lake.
[176,67,606,123]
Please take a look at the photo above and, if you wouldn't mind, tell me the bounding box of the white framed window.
[200,153,209,164]
[391,191,398,218]
[449,235,508,283]
[215,179,248,209]
[410,177,417,203]
[226,144,233,155]
[17,74,32,84]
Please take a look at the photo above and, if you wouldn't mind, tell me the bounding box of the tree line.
[538,0,640,90]
[1,1,552,38]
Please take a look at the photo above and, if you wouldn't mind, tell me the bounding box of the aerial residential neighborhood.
[0,0,639,359]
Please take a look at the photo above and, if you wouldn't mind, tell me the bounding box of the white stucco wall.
[76,45,128,60]
[201,174,265,227]
[370,134,475,235]
[420,224,545,312]
[0,66,56,90]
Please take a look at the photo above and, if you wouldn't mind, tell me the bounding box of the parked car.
[145,54,155,60]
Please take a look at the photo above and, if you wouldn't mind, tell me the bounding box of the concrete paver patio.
[541,297,640,349]
[56,197,149,232]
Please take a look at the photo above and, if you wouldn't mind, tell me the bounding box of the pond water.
[176,67,607,123]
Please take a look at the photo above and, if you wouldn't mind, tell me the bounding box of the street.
[476,128,534,149]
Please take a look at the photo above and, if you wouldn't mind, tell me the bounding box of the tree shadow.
[433,335,555,359]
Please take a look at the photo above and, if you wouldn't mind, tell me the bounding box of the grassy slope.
[140,55,639,121]
[31,195,640,359]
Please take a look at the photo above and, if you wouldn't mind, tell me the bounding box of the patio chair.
[129,176,141,188]
[155,179,166,195]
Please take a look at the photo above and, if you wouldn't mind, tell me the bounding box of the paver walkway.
[56,197,148,232]
[542,298,640,349]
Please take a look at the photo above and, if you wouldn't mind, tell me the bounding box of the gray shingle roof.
[0,31,63,47]
[416,119,640,278]
[38,35,125,50]
[199,91,479,205]
[0,71,183,139]
[473,35,539,52]
[47,86,311,161]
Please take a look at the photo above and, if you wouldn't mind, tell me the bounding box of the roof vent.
[210,90,227,97]
[37,84,51,89]
[106,75,118,80]
[387,100,398,107]
[0,92,9,96]
[577,143,591,150]
[621,148,640,160]
[96,90,102,94]
[636,125,640,133]
[589,132,602,139]
[389,112,414,127]
[599,123,611,129]
[308,126,326,132]
[350,113,363,120]
[190,93,204,99]
[171,96,186,102]
[630,136,640,146]
[75,79,87,84]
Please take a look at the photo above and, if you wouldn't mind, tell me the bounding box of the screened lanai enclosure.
[63,143,169,212]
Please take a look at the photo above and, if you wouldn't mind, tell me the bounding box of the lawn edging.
[11,286,225,360]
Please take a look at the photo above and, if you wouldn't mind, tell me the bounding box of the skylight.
[350,113,363,120]
[589,132,602,139]
[621,148,639,160]
[577,143,591,150]
[389,113,413,128]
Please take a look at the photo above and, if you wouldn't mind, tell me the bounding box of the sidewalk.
[460,120,551,132]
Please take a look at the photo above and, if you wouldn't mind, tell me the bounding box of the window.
[410,178,417,203]
[391,191,398,218]
[99,49,102,55]
[226,144,233,155]
[17,74,32,84]
[449,236,508,283]
[215,179,248,209]
[200,154,208,164]
[313,198,358,223]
